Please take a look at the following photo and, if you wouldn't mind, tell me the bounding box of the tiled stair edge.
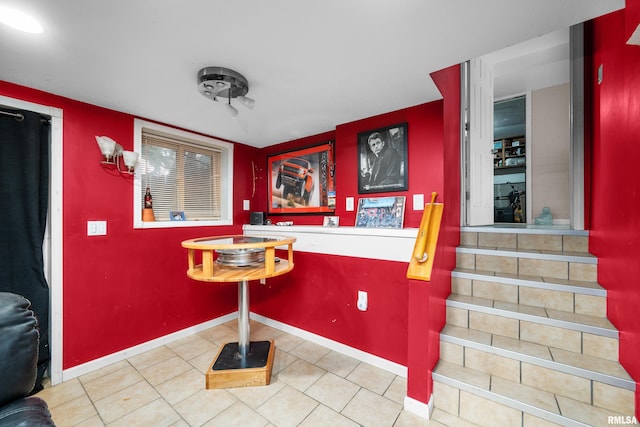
[446,298,617,338]
[452,269,605,297]
[440,329,635,390]
[432,369,591,427]
[456,246,596,263]
[460,227,589,236]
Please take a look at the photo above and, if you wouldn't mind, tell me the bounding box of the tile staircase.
[431,228,636,427]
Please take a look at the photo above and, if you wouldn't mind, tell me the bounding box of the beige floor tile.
[251,325,284,342]
[472,279,518,303]
[460,232,478,247]
[446,306,469,328]
[198,324,238,345]
[452,277,472,296]
[300,404,360,427]
[228,375,286,409]
[433,381,460,416]
[171,335,218,361]
[519,287,574,312]
[75,415,106,427]
[138,355,193,386]
[522,412,561,427]
[341,388,402,427]
[48,393,99,427]
[575,294,606,317]
[456,253,476,269]
[188,349,219,374]
[519,259,568,280]
[127,346,176,371]
[469,311,519,339]
[83,363,144,402]
[517,234,562,251]
[394,410,444,426]
[79,360,131,385]
[490,376,559,413]
[384,376,407,405]
[36,377,87,409]
[257,386,319,427]
[204,401,269,427]
[346,362,396,395]
[556,395,626,426]
[173,388,237,426]
[593,382,635,415]
[272,348,298,374]
[272,332,305,352]
[464,348,520,382]
[305,372,360,412]
[289,340,331,364]
[491,335,552,360]
[563,236,588,253]
[108,398,181,427]
[277,358,326,392]
[521,363,591,403]
[583,334,619,361]
[314,350,359,378]
[94,380,160,424]
[154,368,204,405]
[459,390,521,427]
[479,232,517,249]
[569,262,597,282]
[476,254,517,274]
[439,341,463,365]
[520,321,581,352]
[549,347,631,378]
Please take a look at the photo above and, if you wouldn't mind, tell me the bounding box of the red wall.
[588,10,640,416]
[253,101,449,368]
[0,81,260,368]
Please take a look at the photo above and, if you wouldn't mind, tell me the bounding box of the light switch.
[346,197,355,211]
[243,199,250,211]
[413,194,425,211]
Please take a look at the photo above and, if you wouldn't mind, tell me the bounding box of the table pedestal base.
[206,340,275,389]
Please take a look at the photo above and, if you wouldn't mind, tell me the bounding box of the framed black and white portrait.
[357,123,408,194]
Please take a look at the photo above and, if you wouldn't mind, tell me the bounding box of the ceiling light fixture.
[197,67,255,117]
[0,6,43,33]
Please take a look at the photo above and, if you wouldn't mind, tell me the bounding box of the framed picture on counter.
[355,196,406,229]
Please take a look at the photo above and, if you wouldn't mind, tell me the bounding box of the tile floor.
[37,320,444,427]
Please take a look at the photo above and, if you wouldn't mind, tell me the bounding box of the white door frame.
[0,95,63,385]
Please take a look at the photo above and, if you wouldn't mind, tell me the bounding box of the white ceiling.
[0,1,624,148]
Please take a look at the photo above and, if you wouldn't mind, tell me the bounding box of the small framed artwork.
[323,216,339,227]
[358,123,408,194]
[355,196,406,229]
[170,211,185,221]
[267,141,336,214]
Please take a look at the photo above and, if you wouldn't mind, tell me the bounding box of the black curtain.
[0,109,50,392]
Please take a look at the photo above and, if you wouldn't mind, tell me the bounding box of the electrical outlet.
[87,220,107,236]
[357,290,368,311]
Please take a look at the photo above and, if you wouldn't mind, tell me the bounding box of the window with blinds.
[133,119,233,227]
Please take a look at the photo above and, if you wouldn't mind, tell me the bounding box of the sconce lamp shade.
[96,136,117,160]
[122,150,139,172]
[236,95,255,110]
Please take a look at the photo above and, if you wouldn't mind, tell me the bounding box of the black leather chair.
[0,292,55,426]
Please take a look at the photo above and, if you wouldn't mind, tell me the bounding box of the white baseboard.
[404,394,433,419]
[61,311,409,385]
[250,313,408,378]
[61,312,237,381]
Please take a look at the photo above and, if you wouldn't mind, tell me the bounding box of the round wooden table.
[181,234,296,388]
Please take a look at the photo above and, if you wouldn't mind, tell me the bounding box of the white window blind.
[141,130,222,221]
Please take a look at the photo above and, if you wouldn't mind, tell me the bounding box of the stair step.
[440,324,635,390]
[433,361,632,427]
[452,267,606,318]
[460,228,589,254]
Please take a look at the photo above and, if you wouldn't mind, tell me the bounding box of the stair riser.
[440,341,634,412]
[456,252,597,282]
[461,232,588,253]
[452,276,606,318]
[433,381,560,427]
[446,307,618,356]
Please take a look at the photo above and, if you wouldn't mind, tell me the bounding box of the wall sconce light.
[95,136,139,174]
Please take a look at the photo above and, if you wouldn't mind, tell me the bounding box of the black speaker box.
[250,212,266,225]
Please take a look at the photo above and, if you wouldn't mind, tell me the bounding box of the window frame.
[133,119,234,229]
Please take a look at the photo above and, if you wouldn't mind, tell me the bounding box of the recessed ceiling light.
[0,6,43,33]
